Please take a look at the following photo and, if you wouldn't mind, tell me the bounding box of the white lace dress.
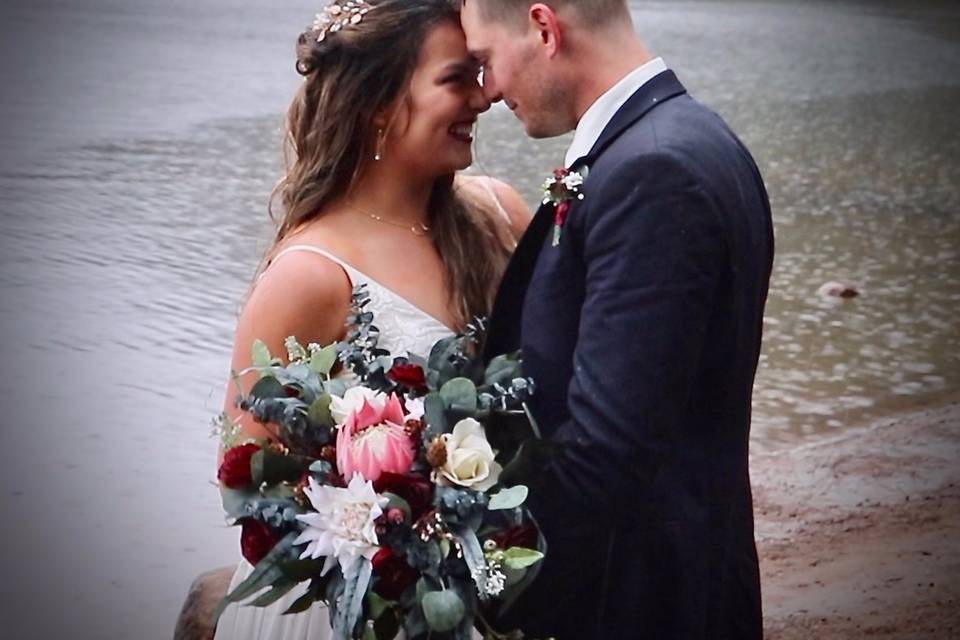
[214,245,455,640]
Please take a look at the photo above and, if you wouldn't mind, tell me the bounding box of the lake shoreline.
[755,396,960,638]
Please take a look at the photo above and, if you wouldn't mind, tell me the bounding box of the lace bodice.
[267,245,455,359]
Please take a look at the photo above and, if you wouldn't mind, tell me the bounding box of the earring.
[374,128,384,161]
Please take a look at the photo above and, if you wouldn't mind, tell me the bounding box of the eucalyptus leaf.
[423,392,447,435]
[421,590,466,632]
[309,343,339,376]
[325,377,349,398]
[252,447,309,486]
[488,485,528,510]
[219,487,258,520]
[483,353,522,388]
[502,547,544,570]
[252,339,276,369]
[249,376,286,401]
[440,378,478,414]
[367,590,391,620]
[307,394,333,427]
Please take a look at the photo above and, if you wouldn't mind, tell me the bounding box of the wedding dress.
[214,244,455,640]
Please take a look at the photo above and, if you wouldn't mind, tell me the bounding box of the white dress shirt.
[564,57,669,167]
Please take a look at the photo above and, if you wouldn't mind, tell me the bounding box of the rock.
[817,281,860,298]
[173,565,235,640]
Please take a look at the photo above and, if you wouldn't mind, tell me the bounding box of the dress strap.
[266,244,364,285]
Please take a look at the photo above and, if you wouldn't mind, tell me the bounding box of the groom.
[462,1,773,638]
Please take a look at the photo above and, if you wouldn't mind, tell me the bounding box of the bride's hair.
[265,0,512,327]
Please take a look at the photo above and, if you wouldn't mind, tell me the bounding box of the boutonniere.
[541,167,585,246]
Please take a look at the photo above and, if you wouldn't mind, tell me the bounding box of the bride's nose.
[468,82,491,114]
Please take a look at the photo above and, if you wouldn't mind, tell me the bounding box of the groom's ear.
[528,3,562,57]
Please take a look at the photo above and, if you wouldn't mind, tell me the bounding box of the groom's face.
[460,1,562,138]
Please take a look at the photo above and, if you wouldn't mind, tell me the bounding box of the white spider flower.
[329,386,386,426]
[404,396,425,421]
[294,474,388,578]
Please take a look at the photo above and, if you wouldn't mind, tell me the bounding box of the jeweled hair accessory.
[313,0,373,42]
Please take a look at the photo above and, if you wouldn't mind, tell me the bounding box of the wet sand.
[755,397,960,638]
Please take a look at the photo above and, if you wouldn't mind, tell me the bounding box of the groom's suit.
[485,70,773,639]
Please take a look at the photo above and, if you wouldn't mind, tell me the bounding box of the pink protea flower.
[336,393,416,482]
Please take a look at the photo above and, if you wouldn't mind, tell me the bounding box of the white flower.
[561,171,583,190]
[435,418,502,491]
[330,386,386,426]
[294,474,388,578]
[404,396,425,421]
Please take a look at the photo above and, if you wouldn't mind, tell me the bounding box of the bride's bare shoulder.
[238,242,353,353]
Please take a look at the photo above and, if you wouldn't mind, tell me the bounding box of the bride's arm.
[217,251,352,467]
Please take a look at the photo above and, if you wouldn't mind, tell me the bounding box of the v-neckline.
[344,263,458,335]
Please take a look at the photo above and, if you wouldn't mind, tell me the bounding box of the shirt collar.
[564,57,668,168]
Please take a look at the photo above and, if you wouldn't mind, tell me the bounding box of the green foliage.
[439,377,478,414]
[422,589,466,632]
[483,353,522,388]
[307,394,333,428]
[251,447,310,487]
[423,391,447,436]
[332,559,373,640]
[502,547,544,570]
[309,343,339,377]
[252,339,282,369]
[215,532,299,621]
[488,485,529,511]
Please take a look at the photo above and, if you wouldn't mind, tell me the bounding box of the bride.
[213,0,529,638]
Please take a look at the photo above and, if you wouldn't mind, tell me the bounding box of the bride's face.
[383,21,489,176]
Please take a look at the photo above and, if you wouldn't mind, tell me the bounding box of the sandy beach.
[755,397,960,638]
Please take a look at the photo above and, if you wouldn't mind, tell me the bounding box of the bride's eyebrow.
[439,59,481,76]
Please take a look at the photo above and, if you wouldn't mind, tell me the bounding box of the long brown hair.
[265,0,512,326]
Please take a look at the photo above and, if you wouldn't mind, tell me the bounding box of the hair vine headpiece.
[312,0,374,42]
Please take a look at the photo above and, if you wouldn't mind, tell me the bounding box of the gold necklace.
[347,202,431,236]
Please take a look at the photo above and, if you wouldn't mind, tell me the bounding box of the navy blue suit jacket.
[484,71,773,639]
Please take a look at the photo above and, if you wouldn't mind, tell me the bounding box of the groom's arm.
[531,151,727,522]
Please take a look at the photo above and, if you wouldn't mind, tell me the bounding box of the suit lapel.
[483,200,554,361]
[483,71,688,362]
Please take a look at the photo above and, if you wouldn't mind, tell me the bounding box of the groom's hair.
[463,0,630,28]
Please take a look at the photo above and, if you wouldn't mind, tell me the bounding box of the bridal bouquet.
[214,286,545,640]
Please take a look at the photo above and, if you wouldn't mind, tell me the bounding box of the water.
[0,0,957,637]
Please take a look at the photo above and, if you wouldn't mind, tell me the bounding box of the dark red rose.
[373,472,434,520]
[218,443,261,489]
[371,547,418,600]
[240,518,283,565]
[492,524,538,550]
[388,362,428,391]
[554,201,571,226]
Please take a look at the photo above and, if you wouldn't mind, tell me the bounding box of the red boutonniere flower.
[541,167,585,246]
